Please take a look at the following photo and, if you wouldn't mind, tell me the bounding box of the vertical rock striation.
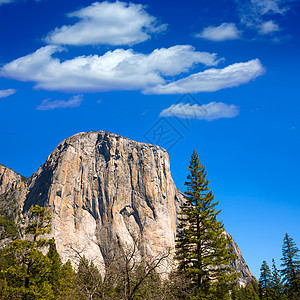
[24,131,180,274]
[1,131,256,284]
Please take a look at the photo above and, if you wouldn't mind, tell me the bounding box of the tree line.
[0,150,299,299]
[258,233,300,300]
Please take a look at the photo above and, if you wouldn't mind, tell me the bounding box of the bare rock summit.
[0,131,255,284]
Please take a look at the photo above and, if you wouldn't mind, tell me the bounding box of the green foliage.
[281,233,300,299]
[57,260,75,299]
[0,193,21,240]
[75,256,102,299]
[127,264,163,299]
[47,238,62,297]
[0,239,54,299]
[164,269,195,299]
[270,259,286,299]
[231,281,260,300]
[259,260,272,299]
[0,205,76,299]
[72,249,176,300]
[258,234,300,300]
[176,150,237,298]
[24,205,52,242]
[0,277,9,300]
[0,215,19,239]
[6,154,300,300]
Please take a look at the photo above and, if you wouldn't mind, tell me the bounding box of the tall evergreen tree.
[281,233,300,299]
[58,260,75,299]
[270,259,286,300]
[259,260,272,300]
[47,238,62,297]
[176,150,237,298]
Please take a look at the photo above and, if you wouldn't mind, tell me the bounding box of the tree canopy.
[176,149,237,299]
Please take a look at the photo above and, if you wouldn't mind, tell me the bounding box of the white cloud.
[250,0,290,15]
[0,0,13,5]
[144,59,265,94]
[0,89,16,98]
[238,0,292,24]
[258,20,280,34]
[36,94,83,110]
[0,45,221,93]
[45,1,166,46]
[0,0,42,5]
[196,23,241,41]
[236,0,292,35]
[160,102,240,121]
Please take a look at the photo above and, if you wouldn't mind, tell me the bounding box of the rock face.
[0,131,255,283]
[0,164,27,206]
[225,232,256,285]
[23,131,181,274]
[0,164,27,246]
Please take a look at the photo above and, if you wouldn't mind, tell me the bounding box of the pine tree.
[59,260,75,299]
[0,205,76,299]
[232,280,260,300]
[0,205,54,299]
[176,150,237,298]
[75,256,102,299]
[259,260,272,300]
[270,259,286,300]
[245,280,260,300]
[24,205,52,242]
[281,233,300,299]
[47,238,62,297]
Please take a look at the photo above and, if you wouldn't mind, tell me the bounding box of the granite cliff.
[0,131,255,284]
[0,164,27,205]
[0,164,27,246]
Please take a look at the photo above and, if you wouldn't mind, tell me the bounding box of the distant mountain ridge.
[0,130,256,285]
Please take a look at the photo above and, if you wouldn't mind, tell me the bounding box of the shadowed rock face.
[0,164,27,247]
[0,164,27,206]
[0,131,255,283]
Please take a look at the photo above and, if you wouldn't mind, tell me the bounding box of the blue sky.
[0,0,299,278]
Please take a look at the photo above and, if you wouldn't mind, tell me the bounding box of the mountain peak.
[0,131,255,284]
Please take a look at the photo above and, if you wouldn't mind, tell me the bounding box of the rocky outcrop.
[0,131,255,284]
[24,131,179,274]
[0,164,27,206]
[0,164,27,246]
[226,232,257,285]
